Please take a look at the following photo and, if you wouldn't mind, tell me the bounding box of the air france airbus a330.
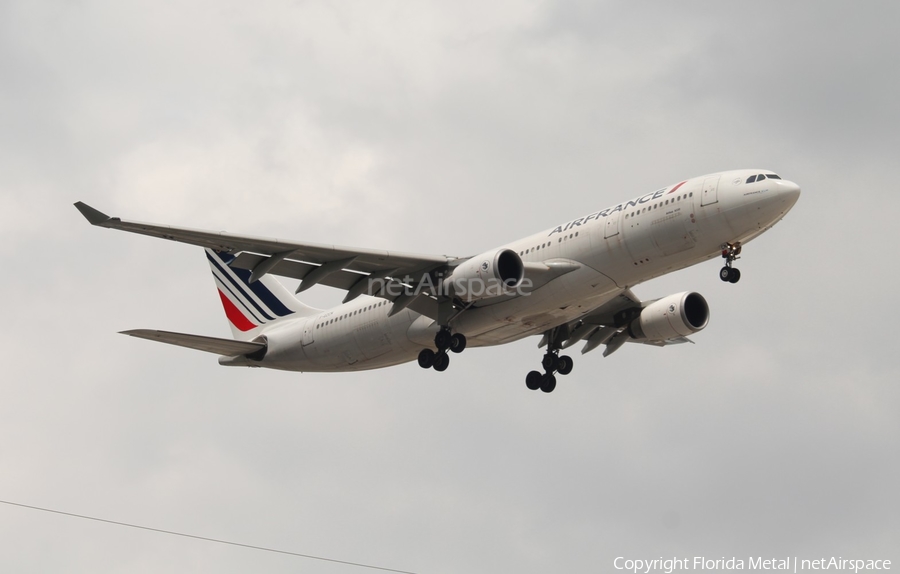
[76,169,800,393]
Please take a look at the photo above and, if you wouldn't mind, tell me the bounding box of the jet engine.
[446,248,525,302]
[628,291,709,341]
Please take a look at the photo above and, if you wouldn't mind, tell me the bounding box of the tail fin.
[205,248,319,340]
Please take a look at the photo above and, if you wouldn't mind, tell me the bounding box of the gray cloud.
[1,1,898,572]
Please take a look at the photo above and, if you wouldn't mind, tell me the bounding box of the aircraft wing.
[544,289,643,356]
[552,290,698,357]
[121,329,265,356]
[75,202,453,303]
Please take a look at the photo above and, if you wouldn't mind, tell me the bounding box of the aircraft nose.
[779,180,801,206]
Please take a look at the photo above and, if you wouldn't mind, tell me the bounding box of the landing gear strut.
[526,327,574,393]
[720,242,742,284]
[418,327,467,372]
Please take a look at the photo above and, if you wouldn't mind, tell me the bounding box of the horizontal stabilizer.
[120,329,265,356]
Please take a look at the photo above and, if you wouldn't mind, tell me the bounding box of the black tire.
[557,355,573,375]
[435,330,452,351]
[417,348,435,369]
[433,352,450,372]
[541,353,559,372]
[540,373,557,393]
[719,267,732,282]
[526,370,542,390]
[729,268,741,283]
[449,333,467,354]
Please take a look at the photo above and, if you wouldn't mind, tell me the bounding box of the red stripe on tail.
[218,289,257,332]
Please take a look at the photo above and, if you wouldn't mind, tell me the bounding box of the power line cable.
[0,499,419,574]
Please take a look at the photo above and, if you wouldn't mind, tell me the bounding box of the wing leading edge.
[74,202,452,304]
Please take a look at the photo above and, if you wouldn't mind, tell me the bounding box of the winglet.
[74,202,114,226]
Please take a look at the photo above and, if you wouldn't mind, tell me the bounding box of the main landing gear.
[719,242,742,284]
[417,327,467,372]
[526,329,574,393]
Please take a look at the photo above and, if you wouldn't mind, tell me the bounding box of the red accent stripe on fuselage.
[667,181,687,194]
[218,289,257,332]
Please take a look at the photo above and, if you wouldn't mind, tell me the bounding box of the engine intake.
[446,248,524,302]
[628,292,709,341]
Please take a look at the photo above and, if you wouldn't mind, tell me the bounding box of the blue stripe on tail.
[206,252,277,321]
[232,266,295,318]
[206,250,295,319]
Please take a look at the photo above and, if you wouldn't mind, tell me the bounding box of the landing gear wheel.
[540,373,557,393]
[526,370,542,390]
[449,333,467,354]
[556,355,574,375]
[720,242,742,283]
[435,329,452,351]
[541,353,559,372]
[432,351,450,372]
[417,348,435,369]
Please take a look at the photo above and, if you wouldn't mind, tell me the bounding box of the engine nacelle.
[628,291,709,341]
[446,248,524,302]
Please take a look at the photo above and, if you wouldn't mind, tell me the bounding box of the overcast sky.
[1,1,898,572]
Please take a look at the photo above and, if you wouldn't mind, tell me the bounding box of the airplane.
[75,169,800,393]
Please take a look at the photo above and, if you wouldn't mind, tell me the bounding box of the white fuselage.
[242,169,800,372]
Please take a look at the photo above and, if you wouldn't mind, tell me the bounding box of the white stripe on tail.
[205,249,320,341]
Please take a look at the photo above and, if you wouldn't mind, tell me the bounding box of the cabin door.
[701,176,720,206]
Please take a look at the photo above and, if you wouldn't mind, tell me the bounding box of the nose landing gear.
[720,242,742,283]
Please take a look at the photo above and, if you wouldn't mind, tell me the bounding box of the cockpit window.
[757,173,767,180]
[766,174,781,179]
[746,175,757,183]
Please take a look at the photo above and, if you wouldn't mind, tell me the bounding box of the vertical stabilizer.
[205,249,319,340]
